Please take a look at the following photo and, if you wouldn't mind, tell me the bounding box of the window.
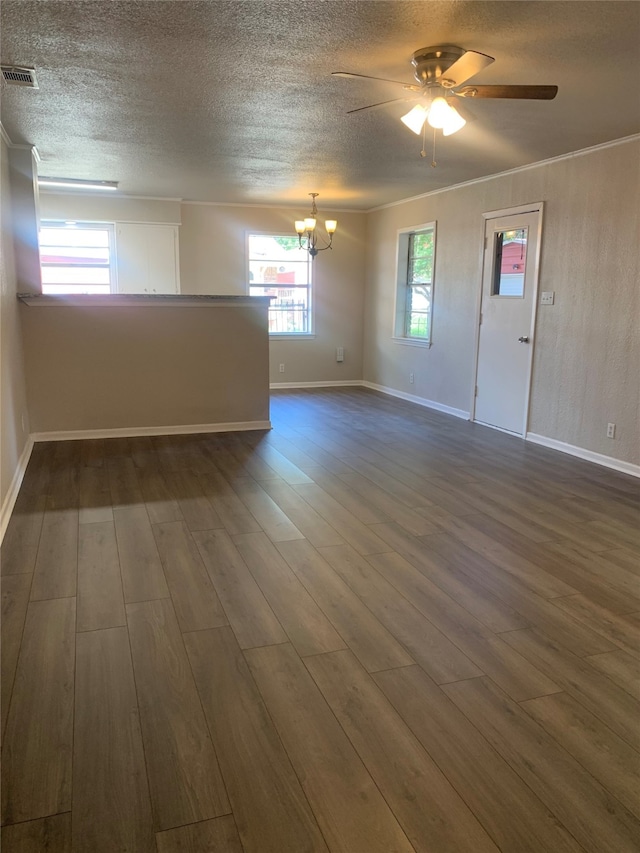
[491,228,528,297]
[394,223,436,344]
[248,234,312,335]
[39,221,116,294]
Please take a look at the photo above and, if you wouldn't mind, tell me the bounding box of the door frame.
[470,202,545,435]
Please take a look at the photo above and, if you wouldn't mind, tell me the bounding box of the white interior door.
[474,209,541,435]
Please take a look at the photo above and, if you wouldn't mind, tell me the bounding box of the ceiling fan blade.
[346,96,416,115]
[456,84,559,100]
[332,71,411,87]
[439,50,494,87]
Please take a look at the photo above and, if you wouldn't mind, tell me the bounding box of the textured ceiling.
[1,1,639,209]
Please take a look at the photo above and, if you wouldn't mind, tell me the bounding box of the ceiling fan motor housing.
[411,45,466,87]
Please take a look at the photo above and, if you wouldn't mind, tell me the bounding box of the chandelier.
[294,193,337,258]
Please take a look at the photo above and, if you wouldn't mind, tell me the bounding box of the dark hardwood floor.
[1,387,639,852]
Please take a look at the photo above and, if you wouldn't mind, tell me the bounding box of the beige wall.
[39,193,181,224]
[7,146,41,296]
[1,139,31,524]
[39,196,367,386]
[21,299,270,434]
[180,203,366,385]
[364,139,640,466]
[29,142,640,466]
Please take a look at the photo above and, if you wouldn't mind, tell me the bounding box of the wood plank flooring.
[1,386,639,852]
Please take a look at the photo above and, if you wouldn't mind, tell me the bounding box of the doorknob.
[518,336,530,343]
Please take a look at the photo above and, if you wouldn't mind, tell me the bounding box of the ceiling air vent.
[1,65,38,88]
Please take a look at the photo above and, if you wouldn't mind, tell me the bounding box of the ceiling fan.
[332,45,558,160]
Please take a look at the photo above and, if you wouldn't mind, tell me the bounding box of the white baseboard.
[269,379,471,423]
[31,420,272,442]
[362,381,470,420]
[1,436,34,544]
[270,380,363,389]
[526,433,640,478]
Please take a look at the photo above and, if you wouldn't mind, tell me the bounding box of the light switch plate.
[540,291,555,305]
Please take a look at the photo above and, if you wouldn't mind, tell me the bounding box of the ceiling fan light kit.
[400,97,466,136]
[333,44,558,162]
[441,104,466,136]
[400,103,429,134]
[425,96,452,129]
[295,193,337,258]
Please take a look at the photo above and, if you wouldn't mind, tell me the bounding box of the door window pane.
[492,228,527,297]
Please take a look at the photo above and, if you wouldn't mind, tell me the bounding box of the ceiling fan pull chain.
[431,127,437,168]
[420,121,427,159]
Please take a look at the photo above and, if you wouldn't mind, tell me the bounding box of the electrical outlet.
[607,423,616,439]
[540,291,555,305]
[336,346,344,362]
[279,363,285,373]
[409,372,415,384]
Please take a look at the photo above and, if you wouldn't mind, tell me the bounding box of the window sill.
[269,334,316,341]
[392,336,431,348]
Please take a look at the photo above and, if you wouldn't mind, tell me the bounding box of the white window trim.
[391,336,431,348]
[246,230,313,337]
[393,220,436,346]
[40,219,117,294]
[269,334,317,341]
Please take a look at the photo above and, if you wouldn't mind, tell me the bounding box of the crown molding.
[0,124,41,161]
[19,129,639,213]
[367,133,640,213]
[181,199,364,213]
[38,189,181,201]
[39,130,637,211]
[0,123,12,146]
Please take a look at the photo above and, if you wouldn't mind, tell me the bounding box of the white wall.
[1,139,32,534]
[364,138,640,466]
